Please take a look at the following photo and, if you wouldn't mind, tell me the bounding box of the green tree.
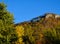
[0,3,18,44]
[43,27,60,44]
[23,23,35,44]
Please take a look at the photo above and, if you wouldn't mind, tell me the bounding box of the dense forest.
[0,3,60,44]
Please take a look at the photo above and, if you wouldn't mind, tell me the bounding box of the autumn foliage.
[15,13,60,44]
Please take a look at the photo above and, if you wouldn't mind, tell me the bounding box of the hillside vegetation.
[15,13,60,44]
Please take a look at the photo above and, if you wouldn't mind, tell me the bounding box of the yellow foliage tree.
[15,25,24,44]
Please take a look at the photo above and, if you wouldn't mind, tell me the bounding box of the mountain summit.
[30,13,60,22]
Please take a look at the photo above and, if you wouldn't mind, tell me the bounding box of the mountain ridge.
[15,13,60,26]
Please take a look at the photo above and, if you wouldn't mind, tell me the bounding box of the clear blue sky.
[0,0,60,23]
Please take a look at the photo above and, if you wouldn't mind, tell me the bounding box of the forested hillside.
[15,13,60,44]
